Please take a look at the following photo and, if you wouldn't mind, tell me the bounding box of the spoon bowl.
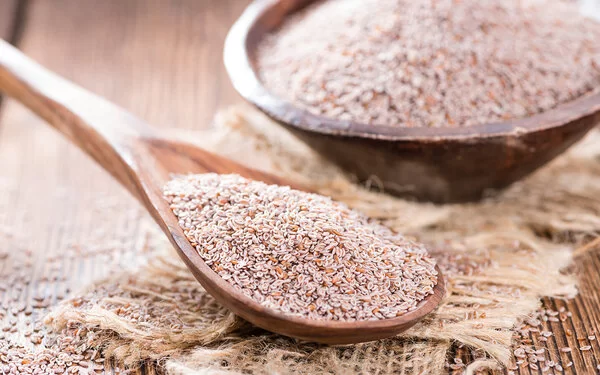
[0,40,445,344]
[224,0,600,203]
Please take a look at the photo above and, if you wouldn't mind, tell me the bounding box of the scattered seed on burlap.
[257,0,600,128]
[163,173,438,321]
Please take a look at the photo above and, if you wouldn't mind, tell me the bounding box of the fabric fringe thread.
[45,106,600,374]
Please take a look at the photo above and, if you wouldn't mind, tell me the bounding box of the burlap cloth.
[7,106,600,374]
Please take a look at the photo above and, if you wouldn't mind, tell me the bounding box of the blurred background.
[0,0,253,133]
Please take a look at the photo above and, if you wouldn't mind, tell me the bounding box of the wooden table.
[0,1,598,374]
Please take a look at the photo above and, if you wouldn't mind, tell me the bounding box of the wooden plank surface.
[0,0,19,111]
[0,0,18,41]
[0,1,599,375]
[0,1,247,374]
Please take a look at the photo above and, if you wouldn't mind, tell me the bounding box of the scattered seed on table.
[529,363,539,370]
[566,329,573,336]
[164,173,438,321]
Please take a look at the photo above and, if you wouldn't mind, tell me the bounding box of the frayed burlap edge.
[44,106,600,374]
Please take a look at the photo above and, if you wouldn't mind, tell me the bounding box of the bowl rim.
[224,0,600,142]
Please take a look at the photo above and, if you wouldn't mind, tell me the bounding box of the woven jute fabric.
[15,107,600,373]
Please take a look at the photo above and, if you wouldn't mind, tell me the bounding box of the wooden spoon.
[0,40,445,344]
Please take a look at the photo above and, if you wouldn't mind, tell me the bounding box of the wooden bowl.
[224,0,600,203]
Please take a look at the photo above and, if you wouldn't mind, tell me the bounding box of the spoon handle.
[0,40,151,198]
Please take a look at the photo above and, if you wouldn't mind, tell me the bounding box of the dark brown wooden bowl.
[224,0,600,203]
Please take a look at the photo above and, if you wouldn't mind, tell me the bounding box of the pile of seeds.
[163,173,438,321]
[257,0,600,128]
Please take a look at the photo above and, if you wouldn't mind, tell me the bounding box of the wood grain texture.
[0,0,20,114]
[0,0,598,374]
[0,0,18,41]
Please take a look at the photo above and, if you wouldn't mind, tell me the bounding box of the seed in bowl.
[163,174,438,321]
[257,0,600,128]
